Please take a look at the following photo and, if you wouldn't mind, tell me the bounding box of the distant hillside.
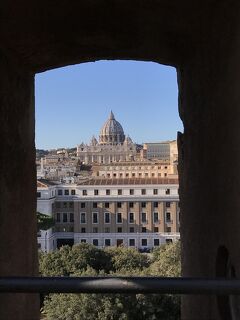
[36,149,49,159]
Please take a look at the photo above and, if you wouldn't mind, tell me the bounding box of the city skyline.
[35,60,182,149]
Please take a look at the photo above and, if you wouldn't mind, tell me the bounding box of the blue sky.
[35,60,182,149]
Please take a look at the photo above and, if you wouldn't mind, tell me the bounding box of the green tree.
[37,212,55,231]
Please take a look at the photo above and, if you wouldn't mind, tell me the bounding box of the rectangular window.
[117,212,122,223]
[106,189,110,195]
[105,239,111,246]
[81,227,86,233]
[93,202,98,208]
[129,239,135,246]
[56,213,61,222]
[153,212,159,223]
[142,227,147,233]
[129,212,134,223]
[70,213,74,223]
[93,227,98,233]
[69,202,74,208]
[92,212,98,224]
[117,227,122,233]
[83,190,87,196]
[104,212,110,224]
[56,202,61,208]
[129,202,134,208]
[81,203,85,208]
[154,239,160,246]
[129,227,134,233]
[81,239,86,243]
[37,192,41,198]
[167,227,171,233]
[141,189,146,195]
[141,239,147,246]
[153,189,158,195]
[105,202,109,208]
[63,202,67,208]
[141,202,146,208]
[104,227,110,233]
[165,188,170,195]
[117,202,122,208]
[166,212,171,222]
[166,202,171,208]
[80,213,86,224]
[94,189,99,196]
[118,189,122,195]
[64,190,69,196]
[63,213,68,223]
[154,227,159,232]
[132,173,135,177]
[141,212,147,223]
[71,189,76,195]
[130,189,134,195]
[58,190,63,196]
[93,239,98,246]
[154,202,158,208]
[166,238,173,243]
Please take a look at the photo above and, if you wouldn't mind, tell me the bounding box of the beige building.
[141,140,178,161]
[37,178,180,251]
[77,111,137,164]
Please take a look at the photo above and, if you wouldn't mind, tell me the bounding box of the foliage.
[40,242,181,319]
[37,212,55,231]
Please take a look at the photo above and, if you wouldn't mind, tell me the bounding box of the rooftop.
[78,177,179,186]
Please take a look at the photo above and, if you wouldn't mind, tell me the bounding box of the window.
[154,202,158,208]
[81,202,85,208]
[117,202,122,208]
[118,189,122,195]
[94,189,99,196]
[166,212,171,222]
[166,239,173,244]
[37,192,41,198]
[81,227,86,233]
[142,239,147,246]
[56,202,61,208]
[104,227,110,233]
[104,212,110,223]
[80,213,86,224]
[145,173,148,177]
[69,202,73,208]
[132,173,135,177]
[93,202,98,208]
[58,190,63,196]
[154,239,160,246]
[141,189,146,195]
[93,239,98,246]
[93,227,98,233]
[130,189,134,195]
[129,227,134,233]
[166,202,171,208]
[56,213,61,222]
[142,227,147,233]
[141,212,147,223]
[70,213,74,222]
[81,239,86,243]
[117,212,122,223]
[92,212,98,224]
[105,202,109,208]
[63,213,68,223]
[129,239,135,246]
[117,227,122,233]
[64,190,69,196]
[71,189,76,195]
[153,189,158,195]
[83,190,87,196]
[106,189,110,195]
[154,227,159,232]
[105,239,111,246]
[63,202,67,208]
[129,212,134,223]
[166,227,171,233]
[165,188,170,195]
[141,202,146,208]
[153,212,159,223]
[129,202,134,208]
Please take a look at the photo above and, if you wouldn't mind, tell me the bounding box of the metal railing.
[0,277,240,295]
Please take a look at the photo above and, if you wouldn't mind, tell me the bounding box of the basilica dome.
[99,111,125,145]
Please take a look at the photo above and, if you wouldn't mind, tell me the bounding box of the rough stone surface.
[1,0,240,319]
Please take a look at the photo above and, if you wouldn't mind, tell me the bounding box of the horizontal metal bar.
[1,277,240,295]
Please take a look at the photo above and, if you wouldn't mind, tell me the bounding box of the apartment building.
[37,178,180,252]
